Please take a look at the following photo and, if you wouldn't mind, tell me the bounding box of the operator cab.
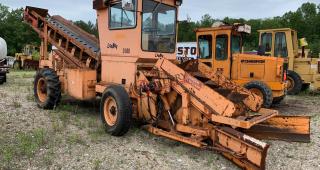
[258,28,298,59]
[93,0,182,86]
[93,0,181,60]
[196,23,250,78]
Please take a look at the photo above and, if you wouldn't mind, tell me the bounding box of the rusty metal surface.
[215,126,269,170]
[242,115,311,143]
[180,59,263,112]
[24,6,100,70]
[48,16,100,55]
[25,6,48,17]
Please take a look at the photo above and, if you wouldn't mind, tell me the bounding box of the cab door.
[198,33,213,67]
[212,31,231,78]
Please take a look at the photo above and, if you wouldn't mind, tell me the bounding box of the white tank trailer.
[0,37,8,84]
[0,37,7,59]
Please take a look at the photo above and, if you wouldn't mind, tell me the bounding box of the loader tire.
[244,81,273,108]
[301,83,310,92]
[13,61,21,70]
[34,68,61,110]
[100,85,132,136]
[287,70,302,95]
[272,95,285,105]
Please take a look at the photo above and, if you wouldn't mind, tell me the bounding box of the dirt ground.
[0,71,319,170]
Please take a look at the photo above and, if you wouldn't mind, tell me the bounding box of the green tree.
[177,2,320,56]
[198,14,215,28]
[178,20,196,42]
[73,20,99,38]
[0,4,40,55]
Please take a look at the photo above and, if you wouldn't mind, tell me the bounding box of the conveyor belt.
[24,6,100,69]
[47,17,100,54]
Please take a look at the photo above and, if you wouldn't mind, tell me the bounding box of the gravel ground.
[0,71,319,170]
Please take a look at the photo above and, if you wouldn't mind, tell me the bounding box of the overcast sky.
[1,0,319,22]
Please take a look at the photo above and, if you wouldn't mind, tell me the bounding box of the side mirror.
[122,0,134,11]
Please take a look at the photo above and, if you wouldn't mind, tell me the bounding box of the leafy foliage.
[178,2,320,57]
[73,20,99,38]
[0,4,40,56]
[1,2,319,57]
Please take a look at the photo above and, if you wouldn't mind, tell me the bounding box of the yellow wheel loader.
[258,28,320,94]
[14,44,40,70]
[196,23,287,107]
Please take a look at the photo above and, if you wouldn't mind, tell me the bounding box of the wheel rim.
[249,88,264,100]
[287,77,295,92]
[104,97,118,126]
[37,77,47,103]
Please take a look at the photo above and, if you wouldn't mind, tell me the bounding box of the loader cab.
[258,28,298,70]
[23,45,39,56]
[196,25,245,78]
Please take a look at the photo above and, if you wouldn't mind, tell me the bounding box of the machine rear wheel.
[244,81,273,108]
[287,70,302,95]
[34,68,61,109]
[100,85,132,136]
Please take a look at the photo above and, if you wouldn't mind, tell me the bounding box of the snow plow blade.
[242,115,311,143]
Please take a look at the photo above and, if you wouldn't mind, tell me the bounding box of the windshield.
[198,35,212,59]
[232,35,241,53]
[261,33,272,53]
[142,0,177,53]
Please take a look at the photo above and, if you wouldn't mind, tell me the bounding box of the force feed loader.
[23,1,310,169]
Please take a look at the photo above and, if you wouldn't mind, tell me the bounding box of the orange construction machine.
[196,23,287,108]
[23,1,310,169]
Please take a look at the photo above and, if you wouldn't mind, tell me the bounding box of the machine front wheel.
[244,81,273,108]
[100,85,132,136]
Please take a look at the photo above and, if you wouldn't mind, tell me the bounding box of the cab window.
[109,0,136,29]
[232,35,241,53]
[261,33,272,52]
[275,32,288,57]
[141,0,176,53]
[216,35,228,60]
[198,35,212,59]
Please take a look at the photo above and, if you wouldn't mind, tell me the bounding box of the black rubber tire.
[0,75,4,85]
[100,85,132,136]
[0,72,6,84]
[3,73,6,83]
[34,68,61,110]
[287,70,303,95]
[301,83,310,92]
[13,60,21,70]
[272,95,286,105]
[244,81,273,108]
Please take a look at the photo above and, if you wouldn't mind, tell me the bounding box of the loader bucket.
[242,115,311,143]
